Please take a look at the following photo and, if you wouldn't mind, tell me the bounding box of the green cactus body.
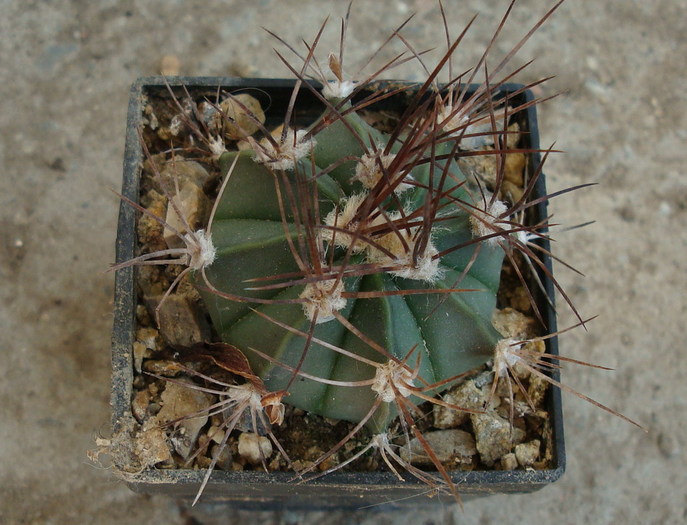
[198,103,505,431]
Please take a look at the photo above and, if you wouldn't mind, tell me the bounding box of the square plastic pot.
[111,76,565,510]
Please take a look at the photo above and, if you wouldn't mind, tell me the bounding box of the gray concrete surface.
[1,1,685,523]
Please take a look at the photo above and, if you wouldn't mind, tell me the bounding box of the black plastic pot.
[111,76,565,509]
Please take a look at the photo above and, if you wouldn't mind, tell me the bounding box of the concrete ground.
[2,1,685,523]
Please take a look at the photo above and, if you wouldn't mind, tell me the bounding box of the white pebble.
[238,432,273,464]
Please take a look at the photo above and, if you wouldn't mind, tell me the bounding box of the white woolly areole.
[366,213,442,283]
[383,243,442,282]
[299,279,347,324]
[322,193,368,252]
[322,80,357,100]
[353,151,413,194]
[323,195,441,281]
[371,433,391,449]
[253,129,314,171]
[185,229,216,270]
[493,338,523,378]
[228,383,263,408]
[469,200,510,245]
[372,360,415,403]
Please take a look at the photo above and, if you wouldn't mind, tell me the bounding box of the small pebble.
[238,432,273,465]
[504,153,525,187]
[135,420,173,467]
[472,412,525,466]
[433,379,485,429]
[133,341,151,374]
[163,181,210,250]
[159,157,211,191]
[501,452,518,471]
[207,426,225,445]
[136,191,167,249]
[142,359,185,377]
[155,294,211,347]
[135,327,162,351]
[220,94,265,140]
[493,307,538,340]
[211,443,233,470]
[131,389,151,423]
[515,439,541,467]
[317,453,340,472]
[156,379,214,460]
[401,429,477,466]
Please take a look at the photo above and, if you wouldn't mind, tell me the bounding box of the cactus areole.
[198,91,507,432]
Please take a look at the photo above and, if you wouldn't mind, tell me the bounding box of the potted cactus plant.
[101,1,641,509]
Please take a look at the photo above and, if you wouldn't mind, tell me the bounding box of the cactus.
[198,96,508,432]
